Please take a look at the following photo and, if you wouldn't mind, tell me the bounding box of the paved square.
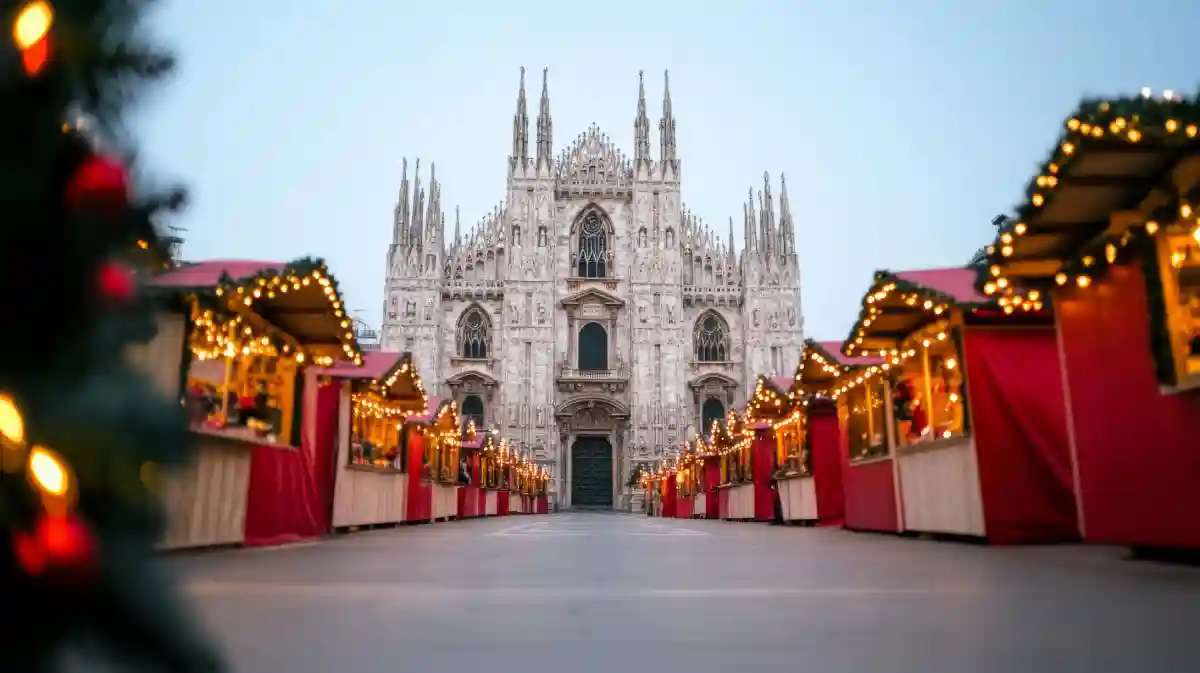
[171,513,1200,673]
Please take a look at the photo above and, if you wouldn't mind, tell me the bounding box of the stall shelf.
[980,90,1200,550]
[841,266,1077,543]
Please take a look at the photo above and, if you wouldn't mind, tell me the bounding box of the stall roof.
[746,374,797,423]
[794,339,884,395]
[311,351,426,404]
[407,396,456,425]
[152,257,362,364]
[979,90,1200,292]
[843,267,989,357]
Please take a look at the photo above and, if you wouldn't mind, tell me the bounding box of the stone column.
[561,429,572,509]
[566,310,576,368]
[607,309,618,370]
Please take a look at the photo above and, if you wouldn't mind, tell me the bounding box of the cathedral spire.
[727,216,737,265]
[634,70,651,165]
[779,173,793,255]
[744,188,758,255]
[658,70,677,167]
[453,205,461,251]
[410,159,424,249]
[761,171,775,257]
[393,157,410,245]
[512,67,529,162]
[536,68,553,171]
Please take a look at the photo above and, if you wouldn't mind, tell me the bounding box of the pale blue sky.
[137,0,1197,341]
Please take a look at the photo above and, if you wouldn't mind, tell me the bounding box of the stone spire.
[536,68,553,171]
[414,162,436,246]
[744,188,758,256]
[410,159,424,248]
[512,67,529,162]
[779,173,793,255]
[393,158,410,244]
[658,70,677,167]
[453,205,461,251]
[727,216,737,266]
[760,171,775,258]
[634,70,651,165]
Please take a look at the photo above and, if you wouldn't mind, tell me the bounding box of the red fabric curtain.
[243,379,339,546]
[809,409,845,527]
[1055,263,1200,549]
[752,430,775,521]
[497,490,509,516]
[964,327,1079,544]
[404,427,431,522]
[704,458,721,520]
[663,478,677,518]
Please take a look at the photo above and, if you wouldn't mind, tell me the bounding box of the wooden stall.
[840,267,1078,543]
[402,397,462,523]
[535,468,550,514]
[709,413,753,521]
[314,351,428,531]
[457,421,483,520]
[139,258,362,549]
[478,429,506,516]
[791,339,884,529]
[981,90,1200,551]
[746,375,809,523]
[673,442,701,519]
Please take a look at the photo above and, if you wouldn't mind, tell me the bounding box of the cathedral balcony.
[441,280,504,301]
[682,285,742,308]
[555,366,629,395]
[565,276,621,294]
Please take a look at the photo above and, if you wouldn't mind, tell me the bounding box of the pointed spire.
[658,70,677,166]
[536,67,553,170]
[410,159,424,249]
[727,216,737,265]
[779,173,793,255]
[512,67,529,162]
[761,171,775,257]
[453,205,461,250]
[393,158,410,244]
[634,70,651,164]
[744,188,758,256]
[415,162,436,246]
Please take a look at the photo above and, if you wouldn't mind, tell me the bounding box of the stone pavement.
[170,512,1200,673]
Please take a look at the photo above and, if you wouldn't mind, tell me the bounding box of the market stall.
[791,339,883,529]
[841,266,1077,543]
[534,468,550,514]
[710,413,755,521]
[747,375,809,523]
[457,421,483,519]
[980,90,1200,550]
[312,351,428,531]
[506,450,529,515]
[402,397,462,523]
[140,258,362,549]
[478,429,506,516]
[673,443,701,519]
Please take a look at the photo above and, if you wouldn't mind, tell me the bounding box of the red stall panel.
[809,408,845,527]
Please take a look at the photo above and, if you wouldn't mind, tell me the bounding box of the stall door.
[571,437,613,508]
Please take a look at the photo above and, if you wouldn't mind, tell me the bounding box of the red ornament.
[12,514,97,580]
[65,155,129,215]
[97,262,135,302]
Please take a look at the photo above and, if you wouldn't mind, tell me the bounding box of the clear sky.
[136,0,1198,342]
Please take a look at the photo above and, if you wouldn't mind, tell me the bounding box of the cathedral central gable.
[560,286,625,308]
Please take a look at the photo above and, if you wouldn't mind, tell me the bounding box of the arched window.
[701,398,726,437]
[576,211,608,278]
[694,311,729,362]
[461,395,485,430]
[577,322,608,371]
[457,307,491,359]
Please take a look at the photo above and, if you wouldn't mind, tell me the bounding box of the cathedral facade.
[381,68,804,509]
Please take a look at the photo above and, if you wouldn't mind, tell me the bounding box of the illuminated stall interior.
[675,441,701,497]
[713,411,751,484]
[747,376,804,475]
[154,258,362,446]
[341,352,427,469]
[841,269,990,449]
[796,340,886,460]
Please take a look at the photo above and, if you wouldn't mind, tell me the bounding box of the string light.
[13,1,53,76]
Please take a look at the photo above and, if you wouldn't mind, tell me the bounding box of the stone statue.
[638,304,646,322]
[638,228,647,248]
[666,304,675,324]
[537,301,547,324]
[753,308,760,327]
[512,226,521,247]
[423,299,433,321]
[665,228,675,248]
[405,300,416,319]
[537,226,548,247]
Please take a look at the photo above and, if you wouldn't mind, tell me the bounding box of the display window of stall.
[348,392,407,470]
[891,327,968,447]
[773,414,806,473]
[1157,222,1200,388]
[844,375,888,460]
[184,320,303,447]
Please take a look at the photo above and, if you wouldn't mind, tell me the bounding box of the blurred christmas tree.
[0,1,224,672]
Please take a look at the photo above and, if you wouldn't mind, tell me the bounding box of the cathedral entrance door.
[571,437,613,508]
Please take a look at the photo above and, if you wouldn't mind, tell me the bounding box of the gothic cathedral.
[381,68,805,509]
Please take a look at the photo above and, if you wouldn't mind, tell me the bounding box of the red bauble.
[97,262,135,302]
[12,514,97,579]
[66,155,130,215]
